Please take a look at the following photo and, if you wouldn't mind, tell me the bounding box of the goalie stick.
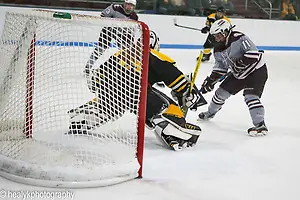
[182,51,206,117]
[173,18,203,32]
[0,18,37,95]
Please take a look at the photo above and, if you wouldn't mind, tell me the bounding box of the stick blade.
[173,18,178,26]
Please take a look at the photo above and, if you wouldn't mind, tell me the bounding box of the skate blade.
[248,130,268,137]
[170,141,189,151]
[170,143,182,151]
[197,117,211,122]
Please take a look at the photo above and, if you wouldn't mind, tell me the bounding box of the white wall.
[139,14,300,48]
[0,6,299,49]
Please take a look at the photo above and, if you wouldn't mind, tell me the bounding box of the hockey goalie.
[67,30,206,151]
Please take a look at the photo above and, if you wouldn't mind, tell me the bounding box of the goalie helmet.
[210,19,232,36]
[150,30,160,51]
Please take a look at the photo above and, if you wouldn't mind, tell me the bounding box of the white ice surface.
[0,50,299,200]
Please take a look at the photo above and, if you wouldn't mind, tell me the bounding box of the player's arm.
[130,12,138,21]
[202,13,215,33]
[149,50,202,110]
[232,36,264,71]
[200,51,228,94]
[100,4,116,18]
[205,13,216,26]
[226,34,262,68]
[149,50,187,90]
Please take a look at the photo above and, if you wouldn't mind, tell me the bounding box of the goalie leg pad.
[154,120,188,151]
[161,104,202,136]
[153,115,200,151]
[145,87,170,129]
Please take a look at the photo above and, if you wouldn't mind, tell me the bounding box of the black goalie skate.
[248,121,268,137]
[162,134,187,151]
[67,120,93,135]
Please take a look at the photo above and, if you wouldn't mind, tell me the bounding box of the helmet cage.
[150,30,160,51]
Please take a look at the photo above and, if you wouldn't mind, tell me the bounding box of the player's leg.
[85,27,115,75]
[68,62,129,134]
[147,87,201,151]
[67,98,108,134]
[198,74,245,120]
[243,65,268,136]
[68,96,128,135]
[200,34,215,62]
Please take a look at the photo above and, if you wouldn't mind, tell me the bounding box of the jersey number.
[242,40,251,50]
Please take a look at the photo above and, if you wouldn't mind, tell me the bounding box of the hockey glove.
[201,26,210,34]
[201,76,215,94]
[201,71,226,94]
[171,84,204,111]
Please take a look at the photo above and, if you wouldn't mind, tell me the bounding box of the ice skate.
[162,134,187,151]
[198,111,215,120]
[67,120,92,135]
[248,121,268,137]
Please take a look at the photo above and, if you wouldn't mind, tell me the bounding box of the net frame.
[0,9,150,188]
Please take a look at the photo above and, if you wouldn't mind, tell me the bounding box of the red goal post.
[0,9,150,188]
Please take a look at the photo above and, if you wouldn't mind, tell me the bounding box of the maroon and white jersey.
[213,31,266,80]
[100,4,138,21]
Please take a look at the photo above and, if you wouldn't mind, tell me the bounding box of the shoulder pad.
[112,4,125,13]
[112,4,121,10]
[208,13,216,19]
[150,49,176,64]
[227,31,245,43]
[223,16,230,22]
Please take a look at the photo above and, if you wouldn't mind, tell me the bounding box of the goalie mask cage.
[0,10,149,188]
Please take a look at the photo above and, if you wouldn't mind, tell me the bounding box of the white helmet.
[210,19,232,36]
[124,0,136,14]
[150,30,160,51]
[124,0,136,6]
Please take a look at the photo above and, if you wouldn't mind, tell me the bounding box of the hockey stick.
[190,51,203,93]
[173,18,203,32]
[182,51,205,117]
[212,71,231,85]
[198,71,231,93]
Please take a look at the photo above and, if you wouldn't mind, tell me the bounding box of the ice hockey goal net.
[0,9,149,188]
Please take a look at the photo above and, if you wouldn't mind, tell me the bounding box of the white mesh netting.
[0,10,148,188]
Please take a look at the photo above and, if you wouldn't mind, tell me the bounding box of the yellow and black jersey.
[92,48,189,94]
[148,49,188,93]
[205,13,230,28]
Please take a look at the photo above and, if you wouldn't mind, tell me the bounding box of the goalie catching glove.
[171,74,207,111]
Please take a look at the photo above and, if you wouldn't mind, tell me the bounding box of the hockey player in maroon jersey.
[68,31,206,151]
[100,0,138,20]
[198,19,268,136]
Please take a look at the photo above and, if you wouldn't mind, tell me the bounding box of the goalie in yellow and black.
[67,30,207,151]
